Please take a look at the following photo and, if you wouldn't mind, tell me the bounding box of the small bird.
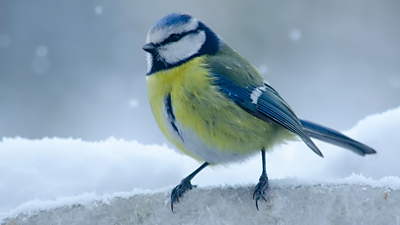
[143,13,376,211]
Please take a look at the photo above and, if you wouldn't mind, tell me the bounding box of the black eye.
[168,34,182,42]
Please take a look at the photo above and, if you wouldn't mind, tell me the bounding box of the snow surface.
[1,106,400,222]
[3,181,400,225]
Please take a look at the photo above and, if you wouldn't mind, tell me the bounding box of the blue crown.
[150,13,193,31]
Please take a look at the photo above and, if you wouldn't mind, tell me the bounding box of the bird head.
[143,13,221,75]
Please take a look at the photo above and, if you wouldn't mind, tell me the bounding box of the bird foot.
[171,178,196,211]
[253,173,269,210]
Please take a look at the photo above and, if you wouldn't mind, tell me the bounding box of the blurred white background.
[1,0,399,144]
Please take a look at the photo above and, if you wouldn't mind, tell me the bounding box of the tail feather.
[299,119,377,156]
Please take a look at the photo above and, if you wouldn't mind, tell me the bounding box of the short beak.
[142,43,157,53]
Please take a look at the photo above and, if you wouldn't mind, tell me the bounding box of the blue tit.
[143,13,376,211]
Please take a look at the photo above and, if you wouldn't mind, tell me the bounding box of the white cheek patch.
[250,84,267,104]
[146,53,153,74]
[157,31,206,65]
[147,18,199,44]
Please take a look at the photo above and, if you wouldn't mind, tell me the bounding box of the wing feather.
[212,72,323,157]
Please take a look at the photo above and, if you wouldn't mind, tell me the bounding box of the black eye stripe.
[146,21,220,75]
[166,34,182,43]
[155,29,201,47]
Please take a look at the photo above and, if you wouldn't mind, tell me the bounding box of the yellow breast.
[146,56,293,163]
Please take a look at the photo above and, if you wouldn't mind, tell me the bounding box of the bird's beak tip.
[143,43,156,53]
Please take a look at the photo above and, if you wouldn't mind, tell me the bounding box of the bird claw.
[170,178,194,211]
[253,173,269,210]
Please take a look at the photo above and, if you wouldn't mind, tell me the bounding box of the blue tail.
[299,119,376,156]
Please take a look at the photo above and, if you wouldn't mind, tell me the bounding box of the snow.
[257,64,268,75]
[1,188,167,222]
[3,182,400,225]
[94,6,103,15]
[289,29,301,41]
[1,106,400,222]
[128,99,139,108]
[35,46,48,57]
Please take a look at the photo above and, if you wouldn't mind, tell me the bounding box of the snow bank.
[1,106,400,223]
[2,178,400,225]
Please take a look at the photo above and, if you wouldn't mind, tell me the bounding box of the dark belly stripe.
[165,94,184,142]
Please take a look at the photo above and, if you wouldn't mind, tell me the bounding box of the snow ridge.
[1,106,400,223]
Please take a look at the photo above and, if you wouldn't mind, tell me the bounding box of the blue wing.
[212,73,324,157]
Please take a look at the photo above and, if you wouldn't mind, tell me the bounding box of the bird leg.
[253,149,269,210]
[171,162,209,211]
